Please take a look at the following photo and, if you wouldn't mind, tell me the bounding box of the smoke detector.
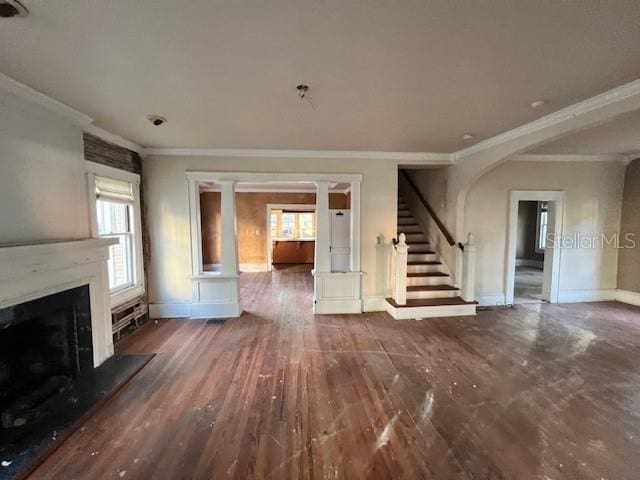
[0,1,28,18]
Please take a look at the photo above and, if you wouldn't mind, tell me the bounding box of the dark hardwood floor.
[28,269,640,479]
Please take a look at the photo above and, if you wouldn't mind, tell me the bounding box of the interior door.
[330,209,351,272]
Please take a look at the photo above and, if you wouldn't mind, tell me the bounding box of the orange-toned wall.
[200,192,349,265]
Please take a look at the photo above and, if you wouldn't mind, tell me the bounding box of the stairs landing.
[385,196,477,319]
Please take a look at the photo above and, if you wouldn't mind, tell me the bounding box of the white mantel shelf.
[0,237,117,367]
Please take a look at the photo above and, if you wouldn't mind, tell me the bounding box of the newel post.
[393,233,408,305]
[461,233,476,302]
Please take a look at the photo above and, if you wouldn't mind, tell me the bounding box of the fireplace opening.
[0,285,92,434]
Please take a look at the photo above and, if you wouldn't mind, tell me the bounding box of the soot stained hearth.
[0,286,92,434]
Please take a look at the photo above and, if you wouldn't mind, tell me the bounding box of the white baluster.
[393,233,408,305]
[461,232,476,302]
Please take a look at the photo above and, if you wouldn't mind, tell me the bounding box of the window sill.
[110,284,145,309]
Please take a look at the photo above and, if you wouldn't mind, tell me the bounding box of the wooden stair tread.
[407,241,430,245]
[406,285,459,291]
[407,261,441,265]
[408,250,435,254]
[385,296,477,308]
[407,272,448,277]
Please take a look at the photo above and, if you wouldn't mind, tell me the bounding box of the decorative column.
[393,233,408,305]
[219,179,239,275]
[314,181,331,273]
[349,181,361,272]
[461,233,476,302]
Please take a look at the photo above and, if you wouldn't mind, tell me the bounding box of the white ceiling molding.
[84,124,144,154]
[452,79,640,161]
[0,71,143,153]
[511,153,627,163]
[145,147,452,163]
[186,171,362,184]
[0,71,92,127]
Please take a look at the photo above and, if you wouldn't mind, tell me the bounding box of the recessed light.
[530,99,546,109]
[462,133,476,141]
[146,114,167,126]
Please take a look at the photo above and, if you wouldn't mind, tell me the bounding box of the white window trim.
[266,204,317,270]
[86,161,145,308]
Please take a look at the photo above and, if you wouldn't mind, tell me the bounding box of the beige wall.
[143,155,398,306]
[466,160,625,303]
[406,167,450,226]
[0,90,89,245]
[617,158,640,294]
[200,191,348,265]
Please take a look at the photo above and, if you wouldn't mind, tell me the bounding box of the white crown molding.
[453,79,640,161]
[0,71,93,127]
[144,147,452,162]
[84,124,144,154]
[0,71,143,153]
[512,153,627,163]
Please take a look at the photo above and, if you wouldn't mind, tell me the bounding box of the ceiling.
[1,0,640,152]
[530,109,640,156]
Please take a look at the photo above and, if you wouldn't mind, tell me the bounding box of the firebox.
[0,285,92,432]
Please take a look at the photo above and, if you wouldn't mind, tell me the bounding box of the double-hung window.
[87,162,144,305]
[536,201,549,253]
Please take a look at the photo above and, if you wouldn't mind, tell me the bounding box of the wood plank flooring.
[28,270,640,479]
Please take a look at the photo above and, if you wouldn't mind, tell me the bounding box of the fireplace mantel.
[0,238,117,366]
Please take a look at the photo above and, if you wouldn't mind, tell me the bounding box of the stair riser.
[407,253,438,262]
[407,264,442,274]
[404,233,426,243]
[398,209,411,216]
[397,225,422,233]
[386,303,477,320]
[407,276,450,287]
[398,217,417,225]
[406,290,459,299]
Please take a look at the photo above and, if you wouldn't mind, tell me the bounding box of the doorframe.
[505,190,565,305]
[265,203,316,271]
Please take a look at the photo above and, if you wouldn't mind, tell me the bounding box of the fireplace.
[0,286,93,430]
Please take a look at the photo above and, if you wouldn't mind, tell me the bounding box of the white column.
[219,179,239,275]
[461,233,476,302]
[314,181,331,273]
[187,178,203,275]
[393,233,408,305]
[349,181,361,272]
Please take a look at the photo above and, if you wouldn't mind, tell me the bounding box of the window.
[270,210,315,239]
[536,201,548,253]
[87,162,144,304]
[97,199,134,291]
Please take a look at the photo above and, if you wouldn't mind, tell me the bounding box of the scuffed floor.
[26,270,640,479]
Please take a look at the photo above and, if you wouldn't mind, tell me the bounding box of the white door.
[330,209,351,272]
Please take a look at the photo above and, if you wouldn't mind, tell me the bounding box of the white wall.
[466,160,625,304]
[143,155,399,309]
[0,91,89,244]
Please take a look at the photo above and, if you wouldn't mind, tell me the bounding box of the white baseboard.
[515,259,544,269]
[615,289,640,307]
[313,298,362,314]
[149,302,191,319]
[476,293,507,306]
[362,296,387,312]
[190,301,242,319]
[557,289,616,303]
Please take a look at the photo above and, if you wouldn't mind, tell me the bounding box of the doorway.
[506,191,564,305]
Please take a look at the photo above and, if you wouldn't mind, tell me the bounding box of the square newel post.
[314,181,331,273]
[461,233,476,302]
[219,179,239,275]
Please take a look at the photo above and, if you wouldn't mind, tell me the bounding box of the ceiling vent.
[0,0,28,18]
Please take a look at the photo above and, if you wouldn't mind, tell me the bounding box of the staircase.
[385,196,477,319]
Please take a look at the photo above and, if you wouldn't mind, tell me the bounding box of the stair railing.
[392,233,408,305]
